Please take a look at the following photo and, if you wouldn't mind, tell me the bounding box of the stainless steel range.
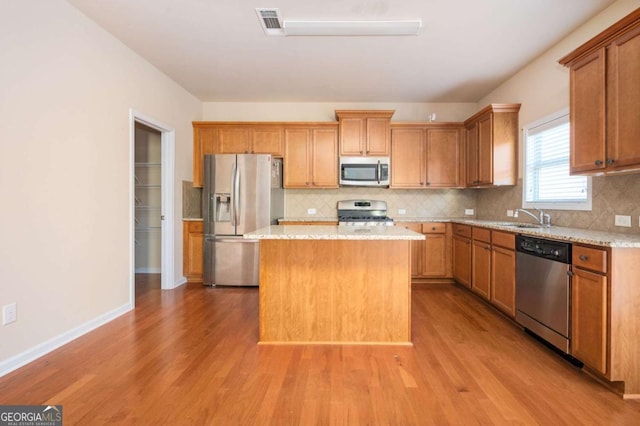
[337,200,394,226]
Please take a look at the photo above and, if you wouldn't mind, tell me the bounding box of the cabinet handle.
[420,182,424,186]
[579,255,588,261]
[606,158,616,165]
[360,150,364,154]
[485,245,491,251]
[426,182,431,186]
[594,159,603,166]
[431,227,436,231]
[567,270,575,277]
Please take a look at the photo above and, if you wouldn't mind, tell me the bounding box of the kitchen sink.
[502,223,546,229]
[488,222,546,229]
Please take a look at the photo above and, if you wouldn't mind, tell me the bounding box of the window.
[523,109,591,211]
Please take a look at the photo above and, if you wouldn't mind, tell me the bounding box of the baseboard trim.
[0,302,132,378]
[172,277,188,289]
[135,267,161,273]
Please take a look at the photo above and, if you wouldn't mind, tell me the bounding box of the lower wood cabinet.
[572,265,608,374]
[183,221,203,283]
[453,225,516,317]
[452,224,472,288]
[403,222,452,279]
[490,231,516,317]
[471,227,492,300]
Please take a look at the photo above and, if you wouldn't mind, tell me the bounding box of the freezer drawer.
[204,236,259,286]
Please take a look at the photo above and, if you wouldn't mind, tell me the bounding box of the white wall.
[202,102,478,122]
[0,1,201,370]
[479,0,640,165]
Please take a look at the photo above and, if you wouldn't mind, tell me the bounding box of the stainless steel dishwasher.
[515,235,572,354]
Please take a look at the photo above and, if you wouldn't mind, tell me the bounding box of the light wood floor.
[1,275,639,425]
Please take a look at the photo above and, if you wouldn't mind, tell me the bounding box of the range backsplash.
[285,188,478,219]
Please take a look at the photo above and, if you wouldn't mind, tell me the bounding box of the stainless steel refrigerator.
[203,154,283,286]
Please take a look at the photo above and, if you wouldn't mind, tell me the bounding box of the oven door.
[339,157,389,186]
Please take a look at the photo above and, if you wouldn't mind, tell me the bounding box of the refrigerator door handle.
[233,162,241,226]
[230,162,237,227]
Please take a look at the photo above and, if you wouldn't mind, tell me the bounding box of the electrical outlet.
[615,215,631,227]
[398,209,406,215]
[307,208,317,215]
[464,209,474,216]
[3,303,16,325]
[507,210,514,217]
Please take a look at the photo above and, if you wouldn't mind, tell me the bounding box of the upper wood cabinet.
[283,125,339,189]
[559,9,640,175]
[336,110,394,156]
[390,126,425,188]
[390,123,463,189]
[192,123,284,187]
[464,104,520,187]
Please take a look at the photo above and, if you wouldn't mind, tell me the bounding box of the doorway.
[130,109,176,306]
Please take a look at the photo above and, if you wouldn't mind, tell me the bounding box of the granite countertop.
[183,218,203,221]
[451,220,640,248]
[244,225,425,241]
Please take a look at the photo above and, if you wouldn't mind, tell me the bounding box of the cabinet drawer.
[573,245,607,274]
[491,230,515,250]
[472,227,491,243]
[453,224,472,238]
[422,223,446,234]
[188,221,203,233]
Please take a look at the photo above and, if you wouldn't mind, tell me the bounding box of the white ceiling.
[66,0,616,102]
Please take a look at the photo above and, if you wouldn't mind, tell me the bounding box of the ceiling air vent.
[256,8,284,36]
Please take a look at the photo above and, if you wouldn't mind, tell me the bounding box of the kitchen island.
[244,225,424,345]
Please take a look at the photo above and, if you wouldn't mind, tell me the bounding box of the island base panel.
[259,239,411,344]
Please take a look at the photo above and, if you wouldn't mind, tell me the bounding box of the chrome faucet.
[514,208,551,227]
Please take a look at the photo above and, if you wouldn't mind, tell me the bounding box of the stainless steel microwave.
[339,157,390,187]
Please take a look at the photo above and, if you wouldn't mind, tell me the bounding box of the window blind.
[524,114,589,205]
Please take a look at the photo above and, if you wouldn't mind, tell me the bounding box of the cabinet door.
[426,128,461,187]
[471,239,491,300]
[390,128,425,188]
[339,118,364,156]
[193,126,218,187]
[453,236,471,288]
[252,128,283,156]
[607,26,640,170]
[570,48,607,174]
[311,128,338,188]
[491,246,516,316]
[572,267,608,375]
[477,113,493,185]
[422,233,447,277]
[218,128,251,153]
[183,222,203,282]
[284,129,311,188]
[466,122,479,186]
[366,118,390,156]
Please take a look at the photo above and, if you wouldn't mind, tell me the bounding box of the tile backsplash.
[285,188,477,219]
[476,174,640,234]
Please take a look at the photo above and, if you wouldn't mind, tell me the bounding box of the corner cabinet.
[402,222,452,280]
[464,104,520,187]
[336,110,394,156]
[390,123,463,189]
[283,124,339,188]
[559,9,640,175]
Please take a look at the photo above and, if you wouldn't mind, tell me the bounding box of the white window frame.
[522,108,592,211]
